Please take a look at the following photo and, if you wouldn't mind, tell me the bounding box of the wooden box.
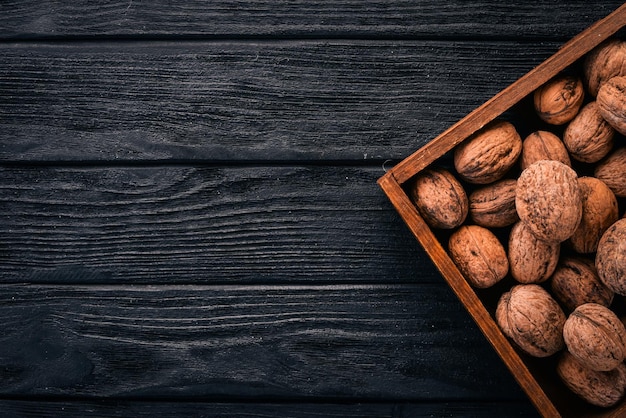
[378,5,626,418]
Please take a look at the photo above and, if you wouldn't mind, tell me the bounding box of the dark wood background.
[1,2,624,417]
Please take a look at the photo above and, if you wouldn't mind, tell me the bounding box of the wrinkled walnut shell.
[563,303,626,371]
[496,284,565,357]
[595,147,626,198]
[448,225,509,288]
[569,177,619,254]
[453,120,522,184]
[583,38,626,97]
[520,130,571,170]
[516,160,582,243]
[550,257,614,312]
[408,167,468,229]
[508,221,560,284]
[596,218,626,296]
[563,101,615,163]
[557,351,626,408]
[597,75,626,136]
[534,74,585,125]
[468,179,518,228]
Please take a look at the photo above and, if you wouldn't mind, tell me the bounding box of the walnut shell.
[595,147,626,198]
[569,177,619,254]
[453,120,522,184]
[597,76,626,136]
[596,218,626,296]
[508,221,560,284]
[516,160,582,243]
[495,284,565,357]
[448,225,509,288]
[557,351,626,408]
[534,74,585,125]
[408,167,468,229]
[550,257,614,312]
[563,101,615,163]
[563,303,626,372]
[583,38,626,97]
[520,130,571,170]
[468,179,519,228]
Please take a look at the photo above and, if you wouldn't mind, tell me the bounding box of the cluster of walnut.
[409,38,626,408]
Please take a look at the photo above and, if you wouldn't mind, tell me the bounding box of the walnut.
[495,284,565,357]
[594,147,626,198]
[515,160,582,243]
[448,225,508,288]
[569,177,619,254]
[508,221,559,284]
[534,74,585,125]
[563,101,615,163]
[408,167,468,229]
[520,130,571,170]
[563,303,626,371]
[583,38,626,97]
[596,218,626,296]
[557,351,626,408]
[453,120,522,184]
[468,179,518,228]
[597,76,626,136]
[550,257,614,312]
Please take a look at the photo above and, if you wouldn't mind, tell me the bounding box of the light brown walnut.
[563,303,626,372]
[495,284,565,357]
[596,218,626,296]
[563,101,615,163]
[468,179,518,228]
[597,75,626,136]
[583,38,626,97]
[508,221,559,284]
[453,120,522,184]
[594,147,626,198]
[550,257,614,312]
[521,130,571,170]
[516,160,582,243]
[448,225,508,289]
[534,74,584,125]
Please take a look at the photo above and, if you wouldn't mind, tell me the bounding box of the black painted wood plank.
[0,165,435,285]
[0,283,526,402]
[0,400,539,417]
[0,40,563,162]
[0,0,622,41]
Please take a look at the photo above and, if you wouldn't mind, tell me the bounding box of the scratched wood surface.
[2,1,623,417]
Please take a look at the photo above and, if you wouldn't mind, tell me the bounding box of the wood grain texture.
[0,0,623,40]
[0,40,563,162]
[0,165,437,284]
[0,283,526,400]
[0,400,539,417]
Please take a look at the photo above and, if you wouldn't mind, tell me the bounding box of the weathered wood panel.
[0,165,435,285]
[0,40,564,162]
[0,400,539,417]
[0,0,622,40]
[0,283,526,401]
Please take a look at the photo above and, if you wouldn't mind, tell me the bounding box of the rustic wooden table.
[0,2,624,417]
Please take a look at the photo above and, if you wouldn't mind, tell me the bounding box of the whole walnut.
[468,179,518,228]
[597,76,626,136]
[563,303,626,372]
[534,74,585,125]
[495,284,565,357]
[557,351,626,408]
[596,218,626,296]
[453,120,522,184]
[516,160,582,243]
[550,257,614,312]
[563,101,615,163]
[584,38,626,97]
[408,167,468,229]
[594,147,626,198]
[569,177,619,254]
[508,221,560,284]
[520,130,571,170]
[448,225,509,289]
